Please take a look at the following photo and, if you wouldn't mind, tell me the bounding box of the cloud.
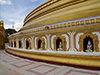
[14,21,23,31]
[31,0,37,2]
[0,0,12,5]
[4,21,23,31]
[4,24,12,29]
[9,19,14,22]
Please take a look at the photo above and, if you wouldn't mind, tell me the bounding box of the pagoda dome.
[19,0,100,31]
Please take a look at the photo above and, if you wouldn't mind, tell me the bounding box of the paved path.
[0,50,100,75]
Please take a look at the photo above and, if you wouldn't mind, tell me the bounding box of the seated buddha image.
[85,40,93,52]
[57,41,63,51]
[39,43,43,50]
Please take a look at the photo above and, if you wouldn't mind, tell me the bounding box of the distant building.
[0,20,5,50]
[7,0,100,70]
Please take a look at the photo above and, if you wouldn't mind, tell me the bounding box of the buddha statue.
[86,40,93,52]
[57,41,63,51]
[39,43,43,50]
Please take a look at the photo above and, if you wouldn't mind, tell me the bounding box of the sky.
[0,0,48,31]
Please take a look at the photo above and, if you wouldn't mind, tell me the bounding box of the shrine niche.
[9,41,10,47]
[36,37,45,50]
[14,41,16,48]
[19,40,23,48]
[11,41,13,47]
[25,38,32,49]
[38,39,42,50]
[53,34,66,51]
[26,41,29,49]
[79,32,99,52]
[84,37,93,52]
[56,38,63,51]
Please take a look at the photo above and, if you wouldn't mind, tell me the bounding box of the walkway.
[0,50,100,75]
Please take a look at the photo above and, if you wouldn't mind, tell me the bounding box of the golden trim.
[85,20,89,24]
[91,19,95,24]
[96,18,100,23]
[68,23,70,27]
[76,21,79,26]
[81,21,84,25]
[64,23,66,27]
[72,22,75,26]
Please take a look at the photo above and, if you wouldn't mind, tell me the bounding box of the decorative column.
[72,32,76,51]
[68,32,76,51]
[31,36,34,50]
[22,38,25,49]
[16,38,19,48]
[92,32,100,52]
[8,40,10,47]
[12,39,14,48]
[29,37,32,49]
[46,34,51,51]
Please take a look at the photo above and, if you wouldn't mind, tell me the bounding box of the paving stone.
[0,50,100,75]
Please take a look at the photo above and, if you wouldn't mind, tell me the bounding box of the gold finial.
[0,20,4,26]
[1,20,3,23]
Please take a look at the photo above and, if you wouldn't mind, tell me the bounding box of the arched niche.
[84,36,93,52]
[9,41,10,47]
[11,41,13,47]
[56,38,63,51]
[19,40,23,49]
[79,32,99,52]
[53,34,66,51]
[14,41,16,48]
[26,41,29,49]
[38,39,42,49]
[36,37,45,50]
[25,38,32,49]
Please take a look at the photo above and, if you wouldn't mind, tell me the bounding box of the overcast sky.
[0,0,48,31]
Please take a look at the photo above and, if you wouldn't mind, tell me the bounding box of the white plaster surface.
[76,33,84,50]
[35,37,38,48]
[46,34,51,50]
[31,36,34,49]
[22,38,24,49]
[51,35,56,49]
[16,38,19,48]
[71,32,76,51]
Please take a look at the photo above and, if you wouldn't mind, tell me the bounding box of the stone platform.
[0,50,100,75]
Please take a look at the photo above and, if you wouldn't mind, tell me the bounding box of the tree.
[5,29,17,43]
